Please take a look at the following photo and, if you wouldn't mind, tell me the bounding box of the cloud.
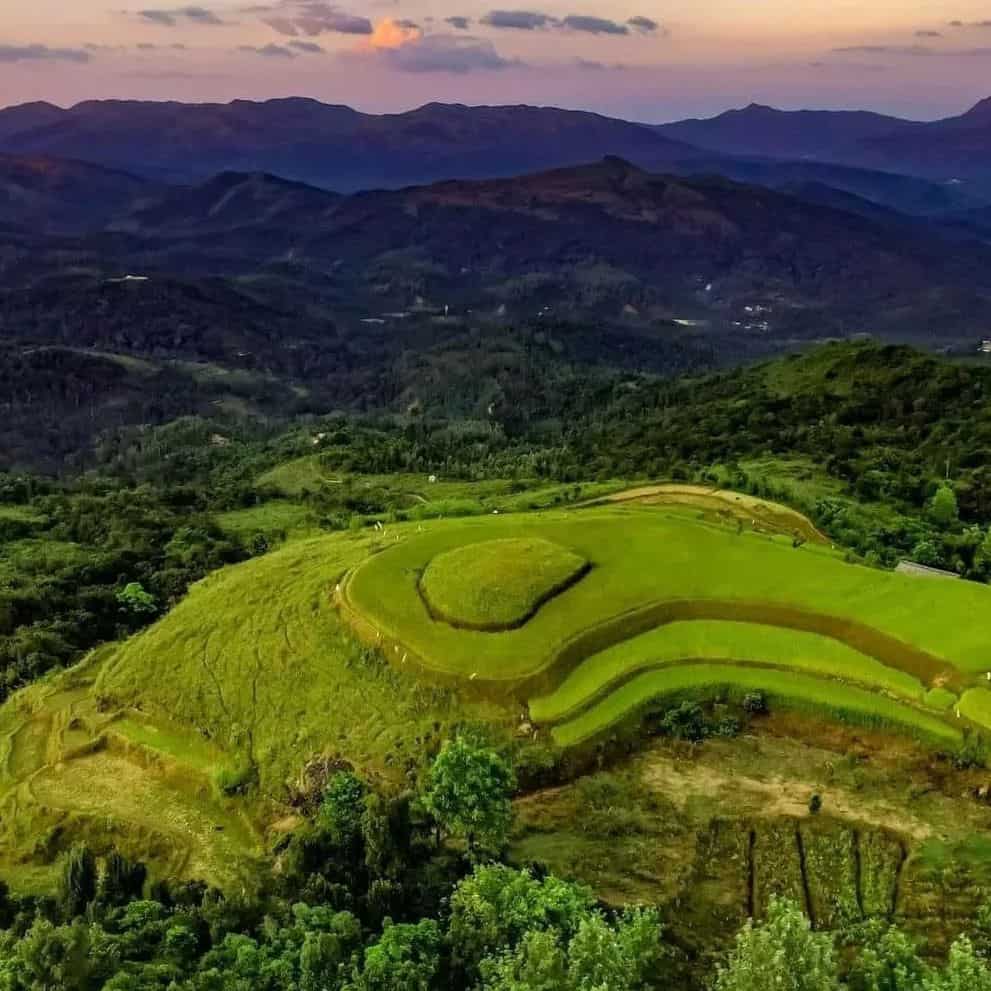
[348,19,517,73]
[480,9,661,37]
[260,2,372,36]
[138,6,226,26]
[365,17,423,49]
[834,43,991,56]
[948,18,991,27]
[445,16,471,30]
[288,39,324,52]
[627,15,659,34]
[481,9,553,30]
[561,14,628,34]
[0,44,92,63]
[833,44,934,55]
[915,30,942,38]
[239,42,296,56]
[575,57,627,70]
[382,33,517,72]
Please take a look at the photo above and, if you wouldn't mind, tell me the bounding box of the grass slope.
[420,538,588,630]
[549,665,963,748]
[97,532,508,796]
[529,620,926,724]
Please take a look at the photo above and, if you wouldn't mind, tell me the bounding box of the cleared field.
[587,483,829,544]
[529,620,926,724]
[215,500,320,543]
[344,509,991,685]
[421,538,589,630]
[549,665,963,748]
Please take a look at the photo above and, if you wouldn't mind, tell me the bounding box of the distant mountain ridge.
[655,102,918,159]
[655,98,991,188]
[0,98,701,191]
[0,153,153,232]
[2,94,990,201]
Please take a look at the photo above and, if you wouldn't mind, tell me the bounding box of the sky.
[2,1,991,121]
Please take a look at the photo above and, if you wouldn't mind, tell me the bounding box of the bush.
[742,691,768,715]
[215,760,258,795]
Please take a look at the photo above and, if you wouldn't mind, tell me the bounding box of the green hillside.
[97,532,508,796]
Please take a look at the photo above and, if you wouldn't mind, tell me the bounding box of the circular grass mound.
[420,537,589,631]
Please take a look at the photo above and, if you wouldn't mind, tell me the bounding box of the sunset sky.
[2,1,991,121]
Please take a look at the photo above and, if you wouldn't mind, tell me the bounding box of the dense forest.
[3,742,991,991]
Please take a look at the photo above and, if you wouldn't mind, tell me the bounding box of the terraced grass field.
[344,509,991,680]
[547,666,962,748]
[529,621,928,724]
[340,503,991,746]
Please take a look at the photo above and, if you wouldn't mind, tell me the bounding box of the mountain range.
[2,155,989,357]
[2,93,991,443]
[2,95,991,197]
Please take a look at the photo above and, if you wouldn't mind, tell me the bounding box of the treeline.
[0,472,244,699]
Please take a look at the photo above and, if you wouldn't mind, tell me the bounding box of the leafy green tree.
[0,917,93,991]
[566,909,663,991]
[347,918,440,991]
[478,929,568,991]
[116,582,158,616]
[361,792,411,880]
[847,924,927,991]
[422,736,515,857]
[449,866,597,981]
[714,897,837,991]
[477,908,663,991]
[930,486,959,527]
[317,772,368,850]
[923,937,991,991]
[58,842,98,919]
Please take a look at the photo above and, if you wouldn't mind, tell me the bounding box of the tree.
[477,908,664,991]
[422,736,515,857]
[317,772,368,851]
[116,582,157,616]
[714,897,837,991]
[930,486,959,527]
[449,866,597,981]
[847,924,927,991]
[923,937,991,991]
[58,843,97,919]
[347,918,441,991]
[566,909,664,991]
[478,929,568,991]
[361,792,412,880]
